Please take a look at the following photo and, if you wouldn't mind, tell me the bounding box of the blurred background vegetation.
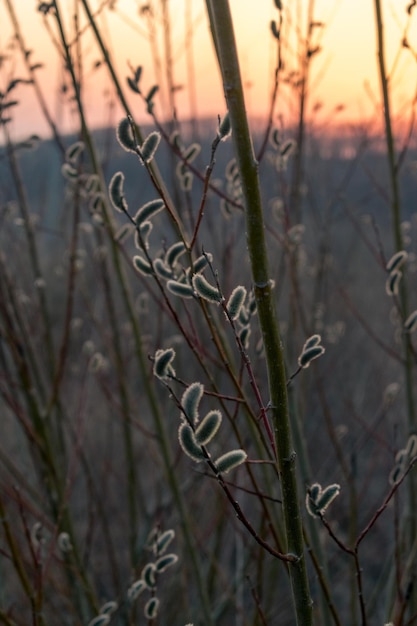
[0,1,417,624]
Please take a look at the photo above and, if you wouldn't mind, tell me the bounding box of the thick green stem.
[205,2,312,624]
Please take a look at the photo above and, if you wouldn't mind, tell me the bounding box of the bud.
[144,597,160,619]
[57,532,72,553]
[153,258,173,280]
[218,112,231,141]
[192,274,222,303]
[195,410,222,446]
[225,158,239,180]
[100,601,118,616]
[226,286,247,321]
[90,193,105,214]
[193,253,213,273]
[386,270,402,296]
[135,220,153,250]
[302,334,321,351]
[316,484,341,513]
[85,174,100,194]
[181,382,204,423]
[280,139,296,157]
[31,522,44,551]
[153,348,176,380]
[306,482,340,518]
[116,117,137,153]
[109,171,128,213]
[238,306,250,327]
[270,128,281,149]
[127,579,146,602]
[178,422,205,462]
[141,562,156,589]
[61,163,78,180]
[65,141,84,164]
[140,131,161,164]
[406,434,417,459]
[179,171,193,192]
[297,345,325,368]
[167,279,194,299]
[386,250,408,272]
[156,529,175,555]
[127,66,142,94]
[133,255,153,276]
[389,463,404,486]
[145,85,159,107]
[270,19,280,39]
[135,198,165,226]
[239,326,251,350]
[404,310,417,333]
[184,143,201,162]
[214,449,247,474]
[383,382,400,406]
[165,241,186,267]
[155,553,178,573]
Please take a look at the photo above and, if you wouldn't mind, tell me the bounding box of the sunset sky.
[0,0,416,140]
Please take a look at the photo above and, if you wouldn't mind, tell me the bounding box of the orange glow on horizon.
[0,0,417,141]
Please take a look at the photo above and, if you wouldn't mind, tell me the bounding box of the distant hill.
[1,119,416,243]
